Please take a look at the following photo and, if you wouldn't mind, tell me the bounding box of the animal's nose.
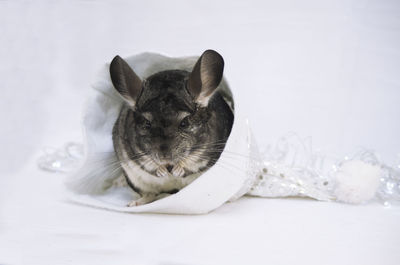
[160,144,168,153]
[159,144,173,160]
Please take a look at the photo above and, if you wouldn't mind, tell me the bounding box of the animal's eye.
[179,117,189,129]
[143,119,151,129]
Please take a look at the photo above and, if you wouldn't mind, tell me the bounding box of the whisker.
[178,147,259,161]
[186,153,249,175]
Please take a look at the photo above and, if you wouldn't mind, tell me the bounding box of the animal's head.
[110,50,225,177]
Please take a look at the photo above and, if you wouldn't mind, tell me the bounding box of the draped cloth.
[65,53,261,214]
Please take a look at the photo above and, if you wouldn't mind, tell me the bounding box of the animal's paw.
[126,200,142,207]
[112,174,128,187]
[172,164,185,178]
[156,165,169,178]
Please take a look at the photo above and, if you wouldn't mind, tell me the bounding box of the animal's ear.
[110,55,142,107]
[187,49,224,106]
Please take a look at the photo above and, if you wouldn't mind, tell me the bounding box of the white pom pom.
[334,160,381,204]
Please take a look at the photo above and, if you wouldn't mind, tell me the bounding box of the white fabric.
[56,53,395,211]
[66,53,261,214]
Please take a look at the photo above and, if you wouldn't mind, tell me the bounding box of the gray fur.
[110,50,234,205]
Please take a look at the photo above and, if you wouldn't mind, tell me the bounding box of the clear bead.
[37,142,84,173]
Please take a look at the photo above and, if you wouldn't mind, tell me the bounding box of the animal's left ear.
[187,49,224,106]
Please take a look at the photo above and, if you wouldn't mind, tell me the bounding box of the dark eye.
[143,119,151,129]
[179,117,189,129]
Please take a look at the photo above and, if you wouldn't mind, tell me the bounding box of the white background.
[1,1,399,264]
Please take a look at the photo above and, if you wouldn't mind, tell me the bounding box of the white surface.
[1,0,400,264]
[2,162,400,265]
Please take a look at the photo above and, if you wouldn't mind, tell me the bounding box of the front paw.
[112,174,128,187]
[172,164,185,178]
[156,165,169,178]
[127,200,141,207]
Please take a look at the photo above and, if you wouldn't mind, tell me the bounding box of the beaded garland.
[38,133,400,207]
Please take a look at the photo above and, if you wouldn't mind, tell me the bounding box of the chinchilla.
[110,50,234,206]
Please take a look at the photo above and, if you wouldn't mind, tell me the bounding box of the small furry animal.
[110,50,234,206]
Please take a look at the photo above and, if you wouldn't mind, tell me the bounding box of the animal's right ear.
[110,55,142,107]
